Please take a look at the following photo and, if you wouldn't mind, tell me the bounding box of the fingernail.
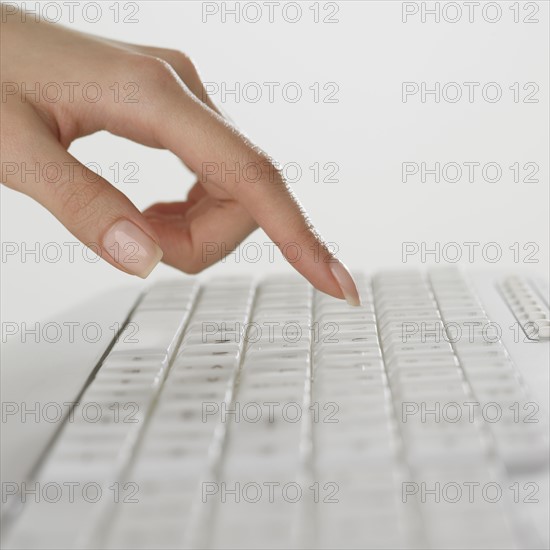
[330,260,361,306]
[103,219,163,278]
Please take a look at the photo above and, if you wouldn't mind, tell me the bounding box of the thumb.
[3,110,163,278]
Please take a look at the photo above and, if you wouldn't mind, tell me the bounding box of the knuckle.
[174,256,206,275]
[162,49,205,98]
[166,250,209,275]
[128,54,178,89]
[183,262,205,276]
[228,154,288,196]
[164,49,196,72]
[56,179,109,229]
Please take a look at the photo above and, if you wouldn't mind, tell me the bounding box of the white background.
[1,0,549,323]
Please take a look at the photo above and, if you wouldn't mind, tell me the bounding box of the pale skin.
[0,6,360,305]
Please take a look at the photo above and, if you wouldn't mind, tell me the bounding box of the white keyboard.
[5,270,549,549]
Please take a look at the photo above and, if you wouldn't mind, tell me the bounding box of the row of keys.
[105,280,256,549]
[208,278,314,550]
[373,271,517,549]
[430,272,549,472]
[312,276,411,549]
[6,281,199,549]
[501,276,550,340]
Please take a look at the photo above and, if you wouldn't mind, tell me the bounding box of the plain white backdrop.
[1,0,548,323]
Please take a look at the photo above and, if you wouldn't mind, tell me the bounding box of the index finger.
[152,79,359,305]
[110,57,360,304]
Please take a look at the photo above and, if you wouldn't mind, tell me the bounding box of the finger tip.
[329,260,361,307]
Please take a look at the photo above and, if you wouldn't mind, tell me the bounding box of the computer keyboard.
[6,269,549,549]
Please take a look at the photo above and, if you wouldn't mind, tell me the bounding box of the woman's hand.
[0,6,360,305]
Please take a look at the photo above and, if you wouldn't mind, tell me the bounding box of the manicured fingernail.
[330,260,361,306]
[103,219,163,278]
